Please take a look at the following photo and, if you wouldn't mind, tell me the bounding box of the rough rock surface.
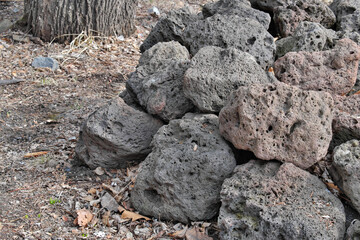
[182,14,276,69]
[331,94,360,149]
[183,46,273,113]
[126,41,194,121]
[330,0,360,31]
[202,0,271,29]
[274,0,336,37]
[219,82,334,169]
[75,98,164,169]
[249,0,294,12]
[276,21,338,58]
[337,10,360,32]
[31,56,59,71]
[131,114,237,223]
[140,7,199,53]
[219,160,346,240]
[346,219,360,240]
[330,140,360,213]
[274,38,360,95]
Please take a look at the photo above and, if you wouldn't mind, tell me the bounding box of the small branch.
[0,79,25,86]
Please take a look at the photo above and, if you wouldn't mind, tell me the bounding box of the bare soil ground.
[0,1,216,239]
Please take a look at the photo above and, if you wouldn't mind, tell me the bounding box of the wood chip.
[23,151,49,158]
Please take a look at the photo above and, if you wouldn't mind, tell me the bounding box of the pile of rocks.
[75,0,360,239]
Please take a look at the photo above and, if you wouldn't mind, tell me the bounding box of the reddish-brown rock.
[219,82,334,169]
[274,39,360,96]
[331,94,360,149]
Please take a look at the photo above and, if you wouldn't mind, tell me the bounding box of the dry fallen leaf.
[185,227,213,240]
[324,182,341,193]
[88,188,97,195]
[24,151,49,158]
[118,206,150,221]
[74,209,93,227]
[169,226,188,238]
[102,211,111,227]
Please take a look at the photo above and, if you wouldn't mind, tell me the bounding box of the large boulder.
[275,21,338,58]
[140,7,199,53]
[331,94,360,149]
[219,82,334,169]
[130,114,237,223]
[274,38,360,95]
[330,140,360,213]
[219,160,346,240]
[126,41,194,121]
[202,0,271,29]
[182,14,276,69]
[183,46,273,113]
[273,0,336,37]
[75,98,164,169]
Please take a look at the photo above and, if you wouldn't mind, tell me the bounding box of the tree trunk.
[24,0,137,42]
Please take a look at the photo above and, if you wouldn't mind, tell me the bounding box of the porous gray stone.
[183,14,276,69]
[31,57,59,71]
[219,160,346,240]
[276,21,338,58]
[202,0,271,29]
[131,114,237,223]
[249,0,294,12]
[126,41,194,121]
[75,98,164,169]
[140,7,199,53]
[337,10,360,32]
[274,38,360,95]
[330,140,360,214]
[219,82,334,169]
[331,94,360,149]
[331,0,360,21]
[273,0,336,37]
[340,31,360,95]
[346,219,360,240]
[183,46,273,113]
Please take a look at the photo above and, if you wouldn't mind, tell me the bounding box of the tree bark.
[24,0,137,42]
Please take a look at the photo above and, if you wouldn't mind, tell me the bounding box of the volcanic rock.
[183,46,273,113]
[126,41,194,121]
[219,82,334,169]
[75,98,164,169]
[273,0,336,37]
[131,114,237,223]
[182,14,276,69]
[202,0,271,29]
[249,0,294,12]
[274,38,360,95]
[219,160,346,240]
[140,7,199,53]
[330,140,360,213]
[346,219,360,240]
[331,94,360,149]
[276,21,338,58]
